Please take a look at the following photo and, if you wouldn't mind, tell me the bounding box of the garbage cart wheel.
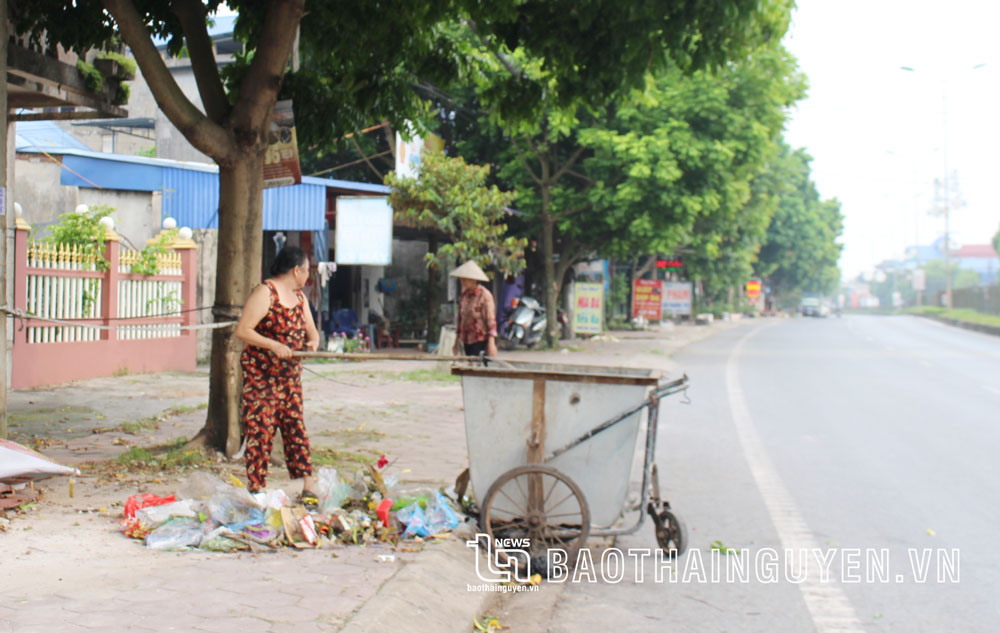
[651,504,687,558]
[480,464,590,578]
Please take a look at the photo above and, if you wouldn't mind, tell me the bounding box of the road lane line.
[727,324,865,633]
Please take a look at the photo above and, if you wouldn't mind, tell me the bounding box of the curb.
[339,538,497,633]
[914,313,1000,337]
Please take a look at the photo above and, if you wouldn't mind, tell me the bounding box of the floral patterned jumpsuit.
[240,281,313,492]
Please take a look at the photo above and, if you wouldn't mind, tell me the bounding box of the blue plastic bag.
[396,502,430,538]
[424,492,459,534]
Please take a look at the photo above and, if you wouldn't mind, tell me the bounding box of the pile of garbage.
[119,465,462,552]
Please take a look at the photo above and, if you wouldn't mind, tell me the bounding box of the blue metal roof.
[16,121,91,153]
[18,146,387,231]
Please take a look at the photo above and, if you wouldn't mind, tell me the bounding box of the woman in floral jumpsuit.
[235,246,320,500]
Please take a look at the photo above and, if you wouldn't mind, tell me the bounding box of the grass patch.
[109,437,211,473]
[906,306,1000,328]
[312,447,380,473]
[103,403,207,435]
[315,426,388,442]
[164,402,208,415]
[398,367,459,383]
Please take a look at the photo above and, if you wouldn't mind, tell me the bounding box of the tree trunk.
[193,153,265,456]
[541,212,559,347]
[426,233,440,343]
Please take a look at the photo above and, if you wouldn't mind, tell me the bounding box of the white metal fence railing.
[24,242,185,343]
[25,242,103,343]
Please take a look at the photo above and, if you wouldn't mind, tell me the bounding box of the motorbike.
[503,296,547,347]
[502,296,567,347]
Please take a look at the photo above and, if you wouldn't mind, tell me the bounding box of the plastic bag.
[124,493,177,519]
[348,471,369,500]
[423,492,459,535]
[178,472,226,500]
[145,517,205,550]
[223,508,265,531]
[199,527,249,552]
[315,468,339,500]
[396,502,429,538]
[134,499,198,530]
[208,489,259,525]
[264,489,292,510]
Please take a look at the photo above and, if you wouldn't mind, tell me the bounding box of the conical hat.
[449,260,489,282]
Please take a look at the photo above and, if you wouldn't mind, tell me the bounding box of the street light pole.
[941,85,952,308]
[900,64,985,308]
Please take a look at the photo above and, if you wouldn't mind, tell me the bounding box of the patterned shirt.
[456,285,497,345]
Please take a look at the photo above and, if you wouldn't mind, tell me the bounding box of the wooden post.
[1,1,10,438]
[527,378,546,514]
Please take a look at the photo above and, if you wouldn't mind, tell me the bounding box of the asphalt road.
[504,315,1000,632]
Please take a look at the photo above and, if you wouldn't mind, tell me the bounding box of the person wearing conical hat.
[450,261,498,357]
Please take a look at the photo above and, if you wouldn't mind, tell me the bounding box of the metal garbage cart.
[451,360,689,570]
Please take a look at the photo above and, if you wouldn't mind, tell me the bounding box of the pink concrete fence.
[12,222,198,389]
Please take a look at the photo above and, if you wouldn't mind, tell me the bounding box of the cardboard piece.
[280,506,317,548]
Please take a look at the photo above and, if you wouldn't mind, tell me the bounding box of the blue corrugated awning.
[15,121,91,153]
[18,147,385,231]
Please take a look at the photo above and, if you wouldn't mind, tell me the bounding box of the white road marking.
[727,324,865,633]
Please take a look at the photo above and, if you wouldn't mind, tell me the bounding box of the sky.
[782,0,1000,279]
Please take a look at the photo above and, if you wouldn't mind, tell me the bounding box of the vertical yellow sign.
[573,282,604,334]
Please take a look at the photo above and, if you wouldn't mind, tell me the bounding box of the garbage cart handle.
[651,374,689,400]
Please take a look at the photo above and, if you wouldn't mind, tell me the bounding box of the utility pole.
[0,0,9,439]
[941,87,952,308]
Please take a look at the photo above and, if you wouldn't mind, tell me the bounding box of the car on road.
[799,293,831,317]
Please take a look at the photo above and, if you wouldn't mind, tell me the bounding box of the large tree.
[386,151,525,341]
[755,144,844,306]
[12,0,796,454]
[453,44,803,339]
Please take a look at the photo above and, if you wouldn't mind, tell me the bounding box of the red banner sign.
[632,279,663,320]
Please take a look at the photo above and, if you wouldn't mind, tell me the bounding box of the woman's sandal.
[299,491,320,512]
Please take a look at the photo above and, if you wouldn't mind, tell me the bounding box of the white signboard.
[335,197,393,265]
[912,269,926,291]
[395,132,424,179]
[661,281,693,316]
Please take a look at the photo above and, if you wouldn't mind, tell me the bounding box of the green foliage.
[96,51,137,79]
[386,151,525,276]
[399,368,460,383]
[114,82,131,106]
[754,144,843,301]
[919,260,981,294]
[455,43,805,322]
[47,205,115,272]
[130,229,178,277]
[75,59,104,93]
[906,305,1000,328]
[138,145,157,158]
[992,227,1000,261]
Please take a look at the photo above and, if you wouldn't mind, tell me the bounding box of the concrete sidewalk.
[0,320,747,633]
